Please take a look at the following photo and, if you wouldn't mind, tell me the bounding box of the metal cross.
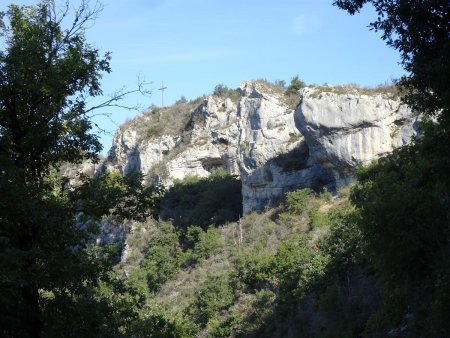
[158,81,167,107]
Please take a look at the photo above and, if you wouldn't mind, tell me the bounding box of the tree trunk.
[21,284,42,338]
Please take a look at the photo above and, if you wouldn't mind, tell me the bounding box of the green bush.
[213,84,243,103]
[146,125,161,138]
[232,249,274,290]
[193,227,224,259]
[319,205,366,274]
[208,289,276,338]
[285,75,306,96]
[188,273,234,326]
[207,315,241,337]
[309,206,329,230]
[140,222,183,292]
[271,233,316,294]
[284,188,314,215]
[184,225,224,265]
[350,121,450,336]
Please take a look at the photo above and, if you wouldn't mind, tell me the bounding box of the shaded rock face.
[106,130,181,177]
[104,82,419,214]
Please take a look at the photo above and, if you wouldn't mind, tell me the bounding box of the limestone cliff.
[103,81,419,213]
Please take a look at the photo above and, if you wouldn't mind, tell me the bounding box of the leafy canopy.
[334,0,450,123]
[0,1,159,337]
[334,0,450,335]
[0,0,110,178]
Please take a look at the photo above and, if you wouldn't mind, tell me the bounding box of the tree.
[350,122,450,335]
[334,1,450,335]
[334,0,450,124]
[285,75,305,96]
[0,1,158,337]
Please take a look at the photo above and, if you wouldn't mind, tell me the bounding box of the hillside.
[3,1,448,337]
[55,80,448,338]
[84,80,437,337]
[112,184,368,337]
[100,80,418,214]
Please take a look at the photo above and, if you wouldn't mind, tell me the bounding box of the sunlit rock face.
[104,94,241,186]
[103,81,419,214]
[297,87,417,169]
[236,81,306,214]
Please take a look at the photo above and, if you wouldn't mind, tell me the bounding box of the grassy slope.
[116,179,374,337]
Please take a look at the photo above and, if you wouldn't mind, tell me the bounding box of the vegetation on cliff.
[1,0,448,337]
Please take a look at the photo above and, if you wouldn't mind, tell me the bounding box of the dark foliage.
[334,0,450,335]
[285,75,306,96]
[351,122,450,336]
[0,2,158,337]
[334,0,450,124]
[160,171,242,231]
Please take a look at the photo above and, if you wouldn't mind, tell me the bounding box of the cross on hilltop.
[158,81,167,107]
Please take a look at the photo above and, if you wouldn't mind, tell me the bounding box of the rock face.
[298,87,417,169]
[103,96,241,185]
[103,81,419,214]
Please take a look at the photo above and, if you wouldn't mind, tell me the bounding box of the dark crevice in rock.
[201,157,226,172]
[272,141,310,172]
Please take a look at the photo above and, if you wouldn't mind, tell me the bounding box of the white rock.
[104,82,419,214]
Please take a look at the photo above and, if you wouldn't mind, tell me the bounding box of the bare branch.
[85,78,152,114]
[47,0,104,52]
[90,118,116,137]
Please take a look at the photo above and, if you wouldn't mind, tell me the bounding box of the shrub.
[318,206,365,275]
[271,233,314,288]
[122,100,196,142]
[140,222,183,292]
[193,227,224,259]
[232,249,274,290]
[184,225,224,265]
[188,273,234,326]
[160,173,242,230]
[309,206,329,230]
[175,96,187,104]
[146,125,161,138]
[288,132,301,143]
[308,82,403,100]
[213,84,242,103]
[274,79,286,89]
[284,188,314,215]
[253,78,285,95]
[190,95,206,105]
[285,75,306,96]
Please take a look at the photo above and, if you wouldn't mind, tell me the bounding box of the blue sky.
[2,0,405,153]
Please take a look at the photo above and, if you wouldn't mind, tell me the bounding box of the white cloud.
[291,13,323,35]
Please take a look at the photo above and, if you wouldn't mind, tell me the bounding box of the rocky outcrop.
[297,87,418,169]
[243,86,419,212]
[103,96,241,186]
[103,81,419,214]
[236,82,305,213]
[107,131,181,176]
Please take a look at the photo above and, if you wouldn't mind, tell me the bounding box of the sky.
[1,0,405,153]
